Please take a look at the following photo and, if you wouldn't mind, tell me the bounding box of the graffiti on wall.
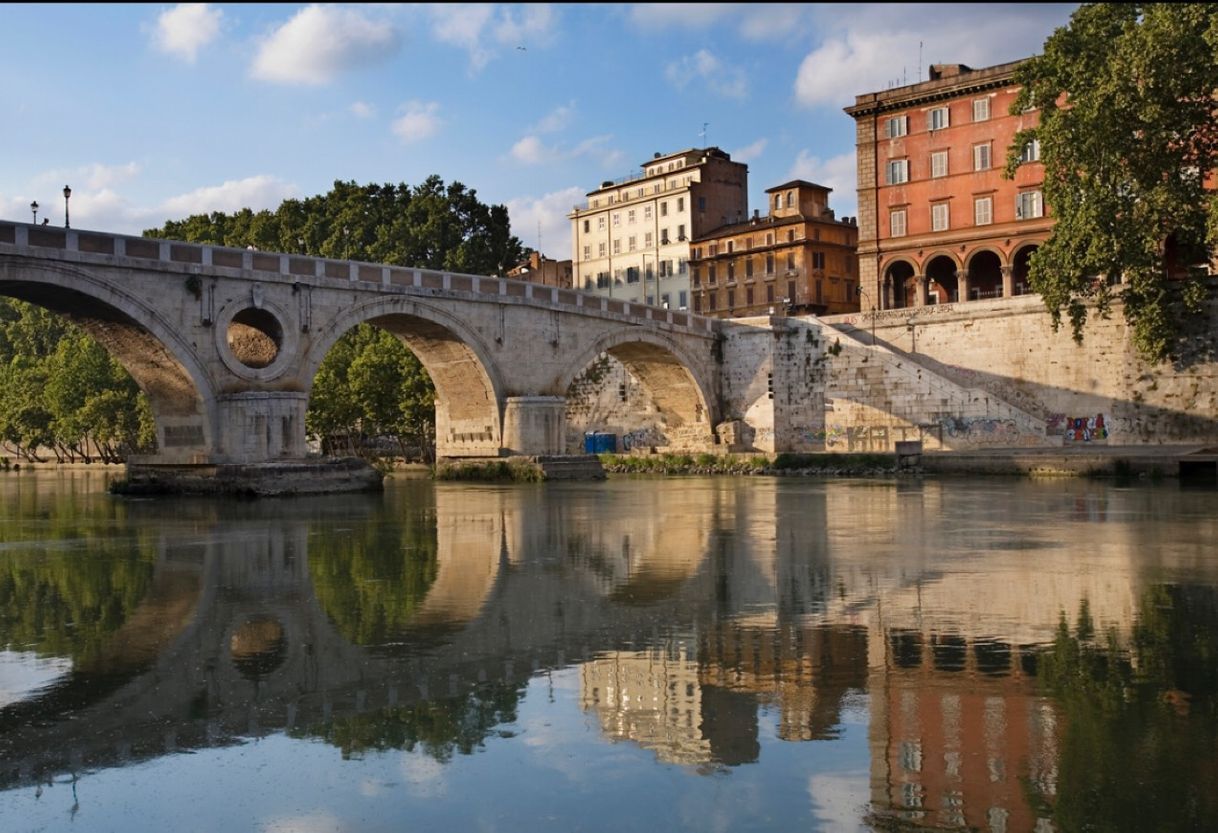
[1060,414,1109,444]
[939,416,1020,445]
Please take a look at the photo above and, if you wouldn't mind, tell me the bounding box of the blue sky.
[0,3,1077,261]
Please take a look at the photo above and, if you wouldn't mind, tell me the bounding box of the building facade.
[846,61,1050,311]
[569,147,749,311]
[506,251,573,288]
[689,180,860,318]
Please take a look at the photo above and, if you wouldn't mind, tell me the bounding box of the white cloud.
[400,752,447,799]
[428,3,557,72]
[349,101,375,119]
[532,102,576,134]
[159,174,298,218]
[506,185,586,261]
[731,138,768,164]
[793,7,1073,108]
[510,135,555,166]
[807,772,870,833]
[665,49,747,98]
[33,162,142,193]
[629,4,736,30]
[630,3,813,40]
[570,135,626,170]
[151,3,222,63]
[788,151,857,217]
[391,101,442,143]
[252,5,400,85]
[261,813,344,833]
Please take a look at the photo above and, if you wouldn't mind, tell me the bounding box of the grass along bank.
[599,452,899,476]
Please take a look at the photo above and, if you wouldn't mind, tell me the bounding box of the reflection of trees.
[307,512,440,646]
[1033,586,1218,833]
[299,682,523,762]
[0,536,155,664]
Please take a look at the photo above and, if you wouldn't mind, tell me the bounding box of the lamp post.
[30,201,38,224]
[856,284,877,345]
[63,185,71,229]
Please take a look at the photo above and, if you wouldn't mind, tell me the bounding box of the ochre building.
[689,180,860,318]
[846,61,1050,310]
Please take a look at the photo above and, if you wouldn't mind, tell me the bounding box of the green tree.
[1008,3,1218,363]
[146,177,524,459]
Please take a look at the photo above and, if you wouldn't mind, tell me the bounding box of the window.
[1017,190,1044,219]
[661,229,670,244]
[973,97,990,121]
[692,267,701,287]
[709,264,717,284]
[746,258,754,278]
[644,205,652,220]
[766,284,774,303]
[697,197,706,211]
[787,190,794,208]
[766,254,775,274]
[612,240,620,254]
[887,159,910,185]
[746,287,754,306]
[787,230,795,243]
[786,252,796,271]
[727,289,735,309]
[932,202,950,231]
[727,241,734,253]
[885,115,909,138]
[598,242,606,257]
[678,290,687,310]
[628,235,637,251]
[812,252,826,269]
[709,243,718,256]
[660,201,668,217]
[612,213,620,227]
[596,272,609,289]
[973,143,992,171]
[693,295,702,313]
[661,293,670,308]
[678,257,688,274]
[931,150,949,179]
[766,233,773,245]
[626,267,639,283]
[787,280,796,301]
[644,232,653,247]
[582,245,591,260]
[890,209,907,237]
[583,220,590,233]
[975,196,993,226]
[677,224,686,240]
[677,197,685,212]
[1020,138,1041,163]
[597,216,605,230]
[627,210,636,224]
[727,261,736,281]
[928,106,950,130]
[708,293,717,311]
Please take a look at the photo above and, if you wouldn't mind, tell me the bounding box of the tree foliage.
[1008,3,1218,362]
[0,300,155,463]
[145,177,525,459]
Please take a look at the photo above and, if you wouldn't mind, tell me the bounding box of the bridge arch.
[301,295,508,458]
[557,328,717,447]
[0,258,217,457]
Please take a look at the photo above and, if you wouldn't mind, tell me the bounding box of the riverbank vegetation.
[599,452,898,476]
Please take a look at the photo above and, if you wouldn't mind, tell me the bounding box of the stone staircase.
[822,322,1057,449]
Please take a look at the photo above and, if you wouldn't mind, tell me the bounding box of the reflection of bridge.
[3,476,1201,797]
[0,222,748,471]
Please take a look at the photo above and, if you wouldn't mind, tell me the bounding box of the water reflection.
[0,473,1214,832]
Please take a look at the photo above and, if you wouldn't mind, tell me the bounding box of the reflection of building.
[569,147,748,310]
[580,648,714,766]
[505,251,573,288]
[867,628,1059,832]
[846,61,1050,311]
[690,180,860,318]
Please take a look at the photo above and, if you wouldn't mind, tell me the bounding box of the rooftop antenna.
[700,122,709,146]
[537,219,542,255]
[919,41,923,81]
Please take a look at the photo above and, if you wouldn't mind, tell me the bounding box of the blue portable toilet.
[594,433,617,454]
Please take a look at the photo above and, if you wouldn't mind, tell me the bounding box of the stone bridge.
[0,221,743,469]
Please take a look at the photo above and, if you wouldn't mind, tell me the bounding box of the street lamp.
[63,185,71,229]
[856,284,877,345]
[30,201,38,224]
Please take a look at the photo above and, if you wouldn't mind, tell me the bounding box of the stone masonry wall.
[821,288,1218,447]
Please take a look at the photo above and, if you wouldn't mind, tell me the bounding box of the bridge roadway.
[0,220,745,472]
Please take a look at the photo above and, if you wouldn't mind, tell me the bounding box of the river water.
[0,470,1215,833]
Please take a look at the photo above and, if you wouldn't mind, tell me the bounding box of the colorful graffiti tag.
[1062,414,1109,444]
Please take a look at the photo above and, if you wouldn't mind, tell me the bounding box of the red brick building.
[846,61,1051,310]
[689,180,860,318]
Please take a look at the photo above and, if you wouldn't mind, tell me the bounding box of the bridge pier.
[502,396,566,456]
[216,392,309,462]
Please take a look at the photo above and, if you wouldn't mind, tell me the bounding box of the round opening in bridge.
[227,308,283,369]
[230,615,287,680]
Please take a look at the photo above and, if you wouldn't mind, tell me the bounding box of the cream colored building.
[569,147,749,311]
